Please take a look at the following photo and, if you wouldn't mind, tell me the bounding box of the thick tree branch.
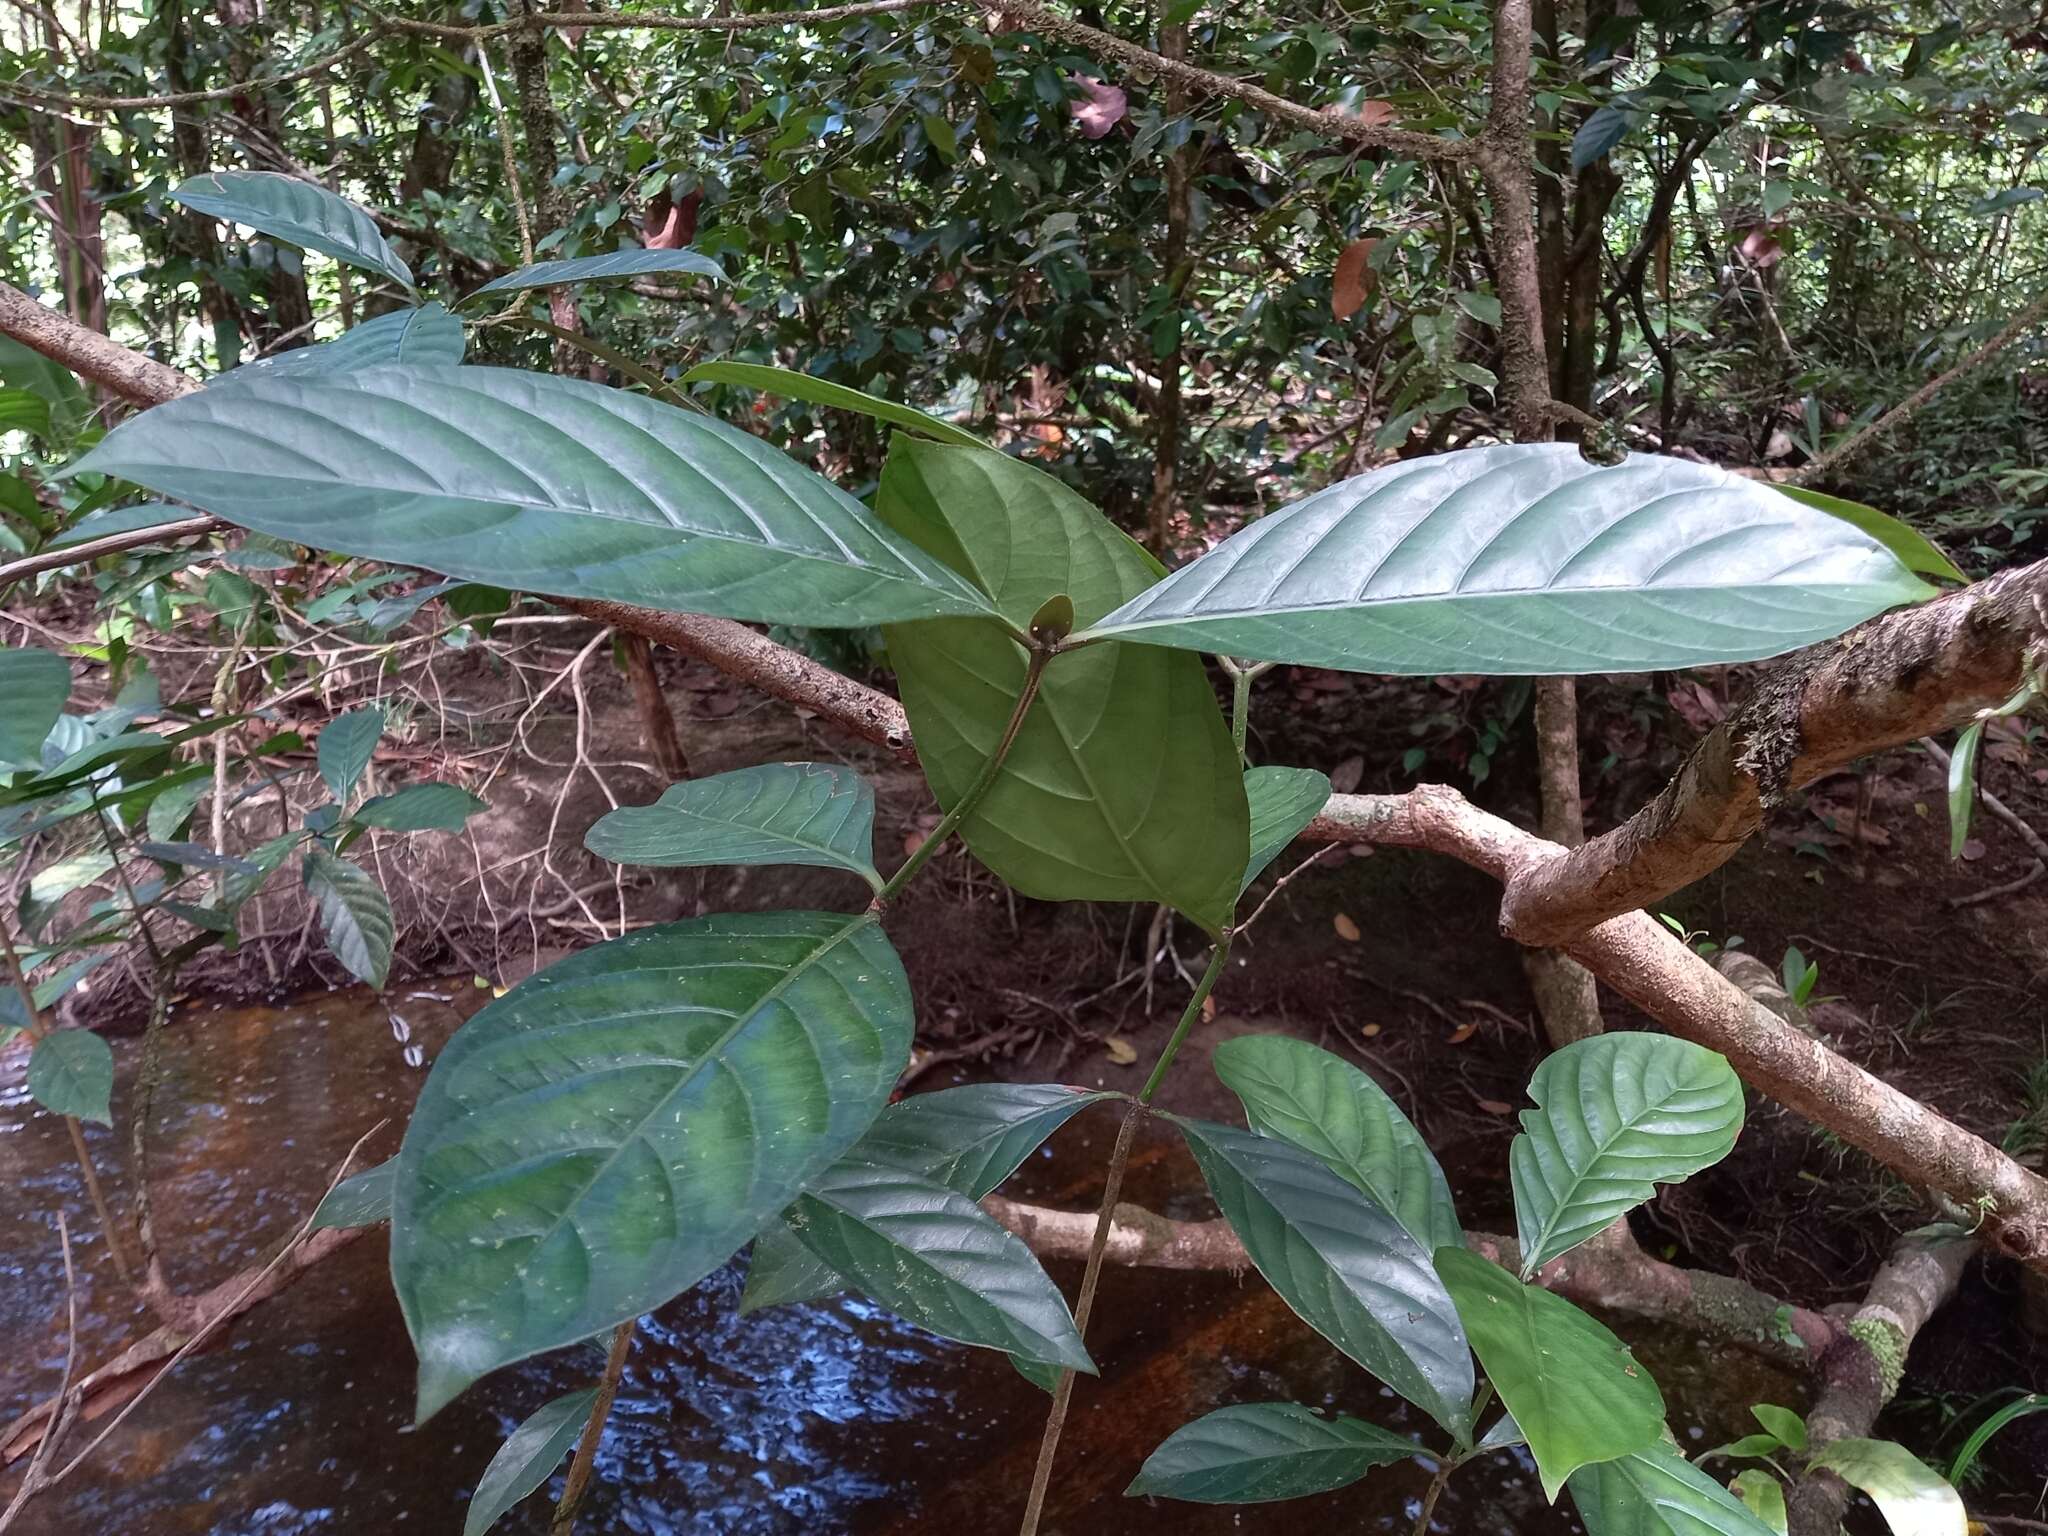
[0,284,195,406]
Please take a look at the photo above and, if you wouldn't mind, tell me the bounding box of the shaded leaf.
[1807,1439,1965,1536]
[217,304,463,382]
[318,705,386,805]
[682,362,985,450]
[1947,722,1983,859]
[27,1029,113,1124]
[68,367,995,629]
[172,170,414,290]
[314,1157,395,1228]
[46,501,193,550]
[353,783,489,833]
[1511,1033,1744,1275]
[1436,1246,1665,1500]
[1240,766,1333,894]
[465,248,726,301]
[1573,105,1638,169]
[1074,444,1931,675]
[303,850,394,988]
[739,1224,840,1315]
[1127,1402,1415,1503]
[1749,1405,1806,1452]
[391,911,912,1417]
[0,649,70,770]
[1731,1470,1790,1536]
[585,763,879,888]
[1571,1443,1780,1536]
[463,1387,599,1536]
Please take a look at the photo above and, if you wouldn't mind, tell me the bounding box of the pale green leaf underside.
[467,248,727,300]
[1127,1402,1416,1503]
[214,303,464,383]
[1436,1246,1665,1501]
[1076,443,1934,674]
[1569,1444,1782,1536]
[878,436,1247,932]
[172,170,415,290]
[1240,766,1332,895]
[1807,1438,1966,1536]
[69,366,995,629]
[585,762,880,888]
[0,648,70,770]
[1214,1034,1462,1256]
[391,911,912,1419]
[788,1161,1093,1370]
[1177,1117,1474,1444]
[303,850,394,989]
[682,361,986,450]
[1511,1032,1744,1275]
[463,1387,598,1536]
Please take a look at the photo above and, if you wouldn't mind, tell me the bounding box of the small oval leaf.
[303,851,394,990]
[26,1029,113,1124]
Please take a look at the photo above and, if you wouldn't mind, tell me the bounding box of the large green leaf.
[463,1387,599,1536]
[1807,1439,1966,1536]
[1569,1443,1781,1536]
[1511,1033,1744,1276]
[585,763,880,889]
[787,1161,1093,1369]
[68,366,995,628]
[1213,1035,1461,1256]
[26,1029,113,1124]
[877,436,1247,932]
[1239,766,1332,894]
[172,170,415,290]
[1175,1116,1473,1443]
[0,649,70,770]
[318,704,385,804]
[683,361,986,450]
[303,850,394,989]
[391,911,912,1417]
[217,304,464,382]
[1435,1246,1665,1500]
[466,249,726,300]
[1127,1402,1416,1503]
[1073,444,1933,674]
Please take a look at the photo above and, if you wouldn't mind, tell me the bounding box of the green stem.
[875,643,1053,905]
[1017,930,1233,1536]
[1220,657,1271,765]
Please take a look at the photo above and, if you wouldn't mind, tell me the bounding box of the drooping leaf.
[681,361,986,450]
[1731,1470,1790,1536]
[0,387,51,439]
[1332,238,1379,322]
[303,850,395,988]
[462,1387,599,1536]
[391,911,912,1418]
[26,1029,113,1124]
[216,304,464,382]
[465,248,727,300]
[171,170,415,291]
[1947,722,1983,859]
[738,1223,840,1315]
[1807,1439,1966,1536]
[135,840,261,875]
[877,436,1247,933]
[0,649,70,770]
[318,705,386,805]
[1570,1444,1780,1536]
[1774,487,1964,583]
[1213,1034,1461,1256]
[1073,444,1932,675]
[67,367,995,628]
[1239,767,1332,895]
[787,1161,1093,1370]
[1126,1403,1416,1503]
[314,1157,395,1228]
[1435,1246,1665,1500]
[353,783,489,833]
[1572,105,1639,169]
[585,763,880,888]
[1511,1033,1744,1276]
[1175,1117,1474,1443]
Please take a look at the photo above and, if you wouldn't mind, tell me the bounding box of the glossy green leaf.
[738,1223,839,1315]
[1807,1439,1966,1536]
[1511,1033,1743,1276]
[172,170,414,290]
[1731,1470,1789,1536]
[27,1029,113,1124]
[463,1387,599,1536]
[1748,1405,1806,1452]
[1240,767,1332,894]
[303,850,394,989]
[68,367,995,628]
[391,911,912,1418]
[217,304,464,382]
[1074,444,1933,675]
[0,649,70,770]
[353,783,489,833]
[466,248,726,300]
[1700,1433,1785,1462]
[1570,1443,1780,1536]
[1435,1246,1665,1500]
[787,1161,1093,1370]
[318,705,385,804]
[1947,721,1983,858]
[585,763,880,889]
[1213,1034,1461,1256]
[314,1157,395,1228]
[1479,1411,1528,1452]
[682,361,986,450]
[877,436,1247,933]
[1176,1116,1473,1443]
[1126,1403,1416,1503]
[1775,487,1964,583]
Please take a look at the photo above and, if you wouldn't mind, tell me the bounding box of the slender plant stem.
[1222,658,1270,764]
[1412,1453,1457,1536]
[875,644,1053,905]
[550,1319,637,1536]
[1017,931,1234,1536]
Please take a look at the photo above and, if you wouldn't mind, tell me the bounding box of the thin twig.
[549,1320,636,1535]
